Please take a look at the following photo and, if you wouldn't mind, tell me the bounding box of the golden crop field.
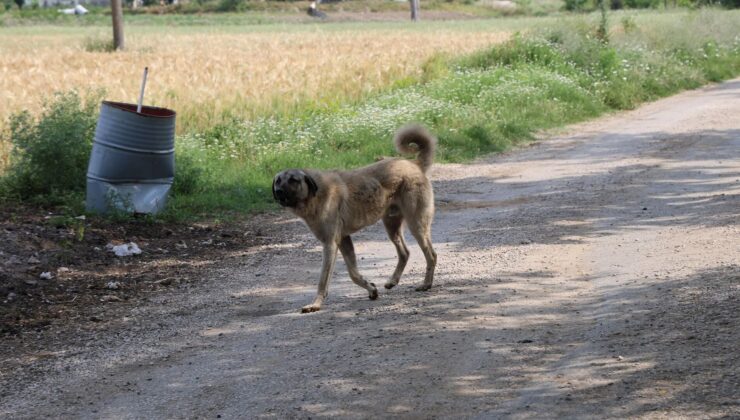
[0,25,509,134]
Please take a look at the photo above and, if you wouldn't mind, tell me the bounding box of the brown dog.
[273,125,438,313]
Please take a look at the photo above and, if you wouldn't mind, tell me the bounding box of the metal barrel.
[86,101,177,214]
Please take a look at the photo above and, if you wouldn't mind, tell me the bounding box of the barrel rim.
[87,174,174,184]
[102,101,176,118]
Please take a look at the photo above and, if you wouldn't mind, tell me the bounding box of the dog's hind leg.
[407,213,436,292]
[382,213,409,290]
[339,236,379,300]
[301,242,339,313]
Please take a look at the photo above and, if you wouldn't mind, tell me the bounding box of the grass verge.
[169,9,739,218]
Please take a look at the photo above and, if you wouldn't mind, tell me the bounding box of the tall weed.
[1,91,100,204]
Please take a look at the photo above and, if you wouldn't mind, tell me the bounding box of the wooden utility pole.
[410,0,419,21]
[111,0,124,50]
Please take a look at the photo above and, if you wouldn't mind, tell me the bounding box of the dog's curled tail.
[394,124,437,173]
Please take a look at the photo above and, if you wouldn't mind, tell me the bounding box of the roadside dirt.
[0,209,278,337]
[1,79,738,418]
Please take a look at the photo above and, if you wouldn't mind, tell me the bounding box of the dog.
[273,125,438,313]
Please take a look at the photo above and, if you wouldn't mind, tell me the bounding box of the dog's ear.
[272,175,279,201]
[304,173,318,197]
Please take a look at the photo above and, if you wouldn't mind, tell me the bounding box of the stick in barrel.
[137,67,149,113]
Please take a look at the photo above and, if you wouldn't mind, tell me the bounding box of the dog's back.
[327,126,436,234]
[339,124,437,197]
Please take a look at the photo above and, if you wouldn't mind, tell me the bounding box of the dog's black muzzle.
[273,188,295,207]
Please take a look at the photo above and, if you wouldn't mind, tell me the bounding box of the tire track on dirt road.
[3,80,739,419]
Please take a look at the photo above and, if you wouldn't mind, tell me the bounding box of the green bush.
[564,0,588,11]
[217,0,243,12]
[83,36,115,53]
[624,0,660,8]
[172,151,205,195]
[458,34,565,69]
[621,15,637,32]
[1,91,100,203]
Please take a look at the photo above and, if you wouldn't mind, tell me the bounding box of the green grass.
[1,9,738,221]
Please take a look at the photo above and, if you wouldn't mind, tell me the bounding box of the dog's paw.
[368,283,378,300]
[301,304,322,313]
[415,284,432,292]
[384,281,397,290]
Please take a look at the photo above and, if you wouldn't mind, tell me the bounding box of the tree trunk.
[111,0,124,51]
[410,0,419,21]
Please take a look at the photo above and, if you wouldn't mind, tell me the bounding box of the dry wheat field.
[0,25,509,133]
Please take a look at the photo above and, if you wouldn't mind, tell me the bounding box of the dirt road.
[2,80,739,419]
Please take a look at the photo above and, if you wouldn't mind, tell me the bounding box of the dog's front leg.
[301,241,338,313]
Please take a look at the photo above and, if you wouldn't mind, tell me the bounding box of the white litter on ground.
[107,242,142,257]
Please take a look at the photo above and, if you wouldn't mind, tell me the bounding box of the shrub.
[83,36,115,53]
[1,91,101,203]
[217,0,243,12]
[458,34,565,69]
[564,0,588,11]
[172,152,205,195]
[624,0,660,7]
[621,15,636,32]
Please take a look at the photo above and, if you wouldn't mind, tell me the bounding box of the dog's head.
[272,169,318,208]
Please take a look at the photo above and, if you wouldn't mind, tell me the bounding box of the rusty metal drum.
[86,101,176,214]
